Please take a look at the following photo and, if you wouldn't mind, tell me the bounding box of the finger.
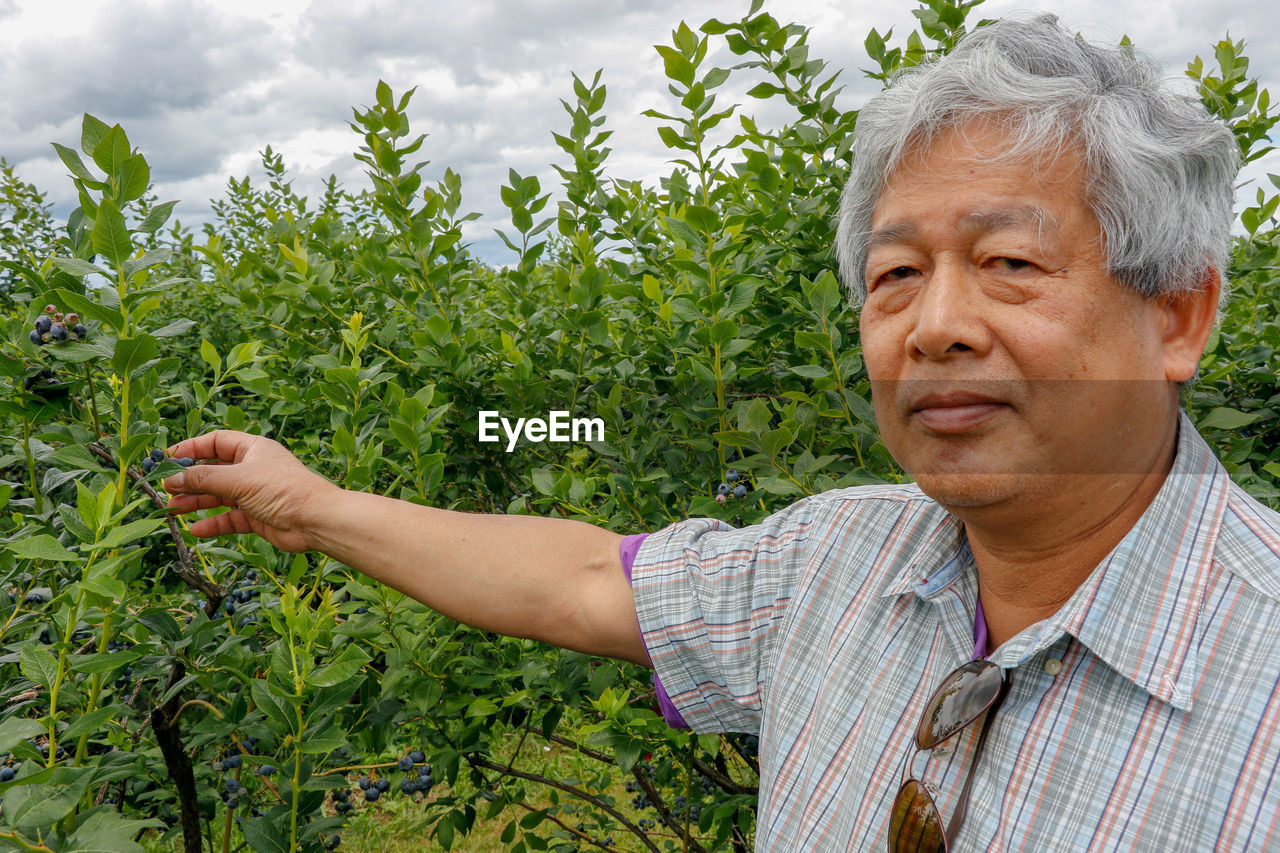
[162,457,241,497]
[188,509,257,538]
[166,430,257,464]
[166,493,236,513]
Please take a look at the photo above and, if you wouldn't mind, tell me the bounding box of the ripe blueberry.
[141,457,156,474]
[716,483,730,496]
[358,777,370,790]
[726,469,740,482]
[363,788,380,803]
[73,324,88,338]
[397,756,413,772]
[29,330,44,346]
[150,448,165,463]
[409,749,425,764]
[50,324,68,342]
[177,457,194,467]
[733,484,747,499]
[259,764,276,777]
[0,767,14,782]
[325,835,341,851]
[400,778,416,795]
[374,778,390,793]
[34,316,51,334]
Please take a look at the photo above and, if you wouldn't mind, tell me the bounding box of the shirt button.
[1044,658,1064,676]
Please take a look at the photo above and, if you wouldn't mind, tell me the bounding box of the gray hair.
[835,14,1239,304]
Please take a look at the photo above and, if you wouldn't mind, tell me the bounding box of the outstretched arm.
[163,430,649,666]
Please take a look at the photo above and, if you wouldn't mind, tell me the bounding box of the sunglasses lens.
[916,660,1004,749]
[889,778,947,853]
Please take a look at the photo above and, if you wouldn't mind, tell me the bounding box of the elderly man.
[165,14,1280,852]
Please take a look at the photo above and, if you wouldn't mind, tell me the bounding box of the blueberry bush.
[0,1,1276,851]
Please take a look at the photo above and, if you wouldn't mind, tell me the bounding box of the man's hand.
[163,430,338,553]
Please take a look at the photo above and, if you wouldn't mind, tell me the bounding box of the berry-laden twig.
[87,442,228,613]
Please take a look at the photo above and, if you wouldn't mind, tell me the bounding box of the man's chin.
[910,471,1023,510]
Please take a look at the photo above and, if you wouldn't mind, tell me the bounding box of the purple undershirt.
[620,533,990,730]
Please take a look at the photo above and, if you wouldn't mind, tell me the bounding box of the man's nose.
[904,263,992,360]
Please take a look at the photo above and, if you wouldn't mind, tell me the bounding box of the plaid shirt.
[631,412,1280,851]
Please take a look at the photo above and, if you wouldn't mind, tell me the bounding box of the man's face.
[859,121,1183,512]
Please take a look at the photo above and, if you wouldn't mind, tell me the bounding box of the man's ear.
[1160,267,1221,383]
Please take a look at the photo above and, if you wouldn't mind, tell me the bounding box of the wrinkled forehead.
[881,113,1087,193]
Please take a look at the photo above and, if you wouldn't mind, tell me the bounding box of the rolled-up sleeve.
[629,497,818,733]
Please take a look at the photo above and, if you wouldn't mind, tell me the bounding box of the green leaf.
[3,766,95,832]
[70,651,140,676]
[52,287,125,332]
[51,255,110,279]
[789,364,830,379]
[531,468,556,496]
[111,334,159,379]
[91,198,132,269]
[250,680,295,733]
[60,705,120,738]
[1199,407,1263,430]
[20,644,59,689]
[117,154,150,202]
[0,718,46,754]
[241,816,290,853]
[88,518,162,552]
[200,338,222,372]
[683,203,719,233]
[64,809,157,853]
[376,79,394,110]
[52,142,99,184]
[137,199,178,234]
[81,114,111,157]
[152,318,196,338]
[137,609,184,642]
[91,124,131,179]
[297,729,347,755]
[6,534,78,562]
[641,274,663,303]
[309,647,370,688]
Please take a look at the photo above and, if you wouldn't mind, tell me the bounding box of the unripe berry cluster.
[28,304,88,346]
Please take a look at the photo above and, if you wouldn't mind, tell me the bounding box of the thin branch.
[465,754,663,853]
[630,764,708,853]
[88,442,227,613]
[514,800,616,852]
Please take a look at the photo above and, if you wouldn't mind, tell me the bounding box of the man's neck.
[960,426,1180,652]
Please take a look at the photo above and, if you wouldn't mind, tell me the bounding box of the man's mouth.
[908,392,1009,433]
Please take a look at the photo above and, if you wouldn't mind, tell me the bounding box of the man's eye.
[994,257,1032,271]
[877,266,917,284]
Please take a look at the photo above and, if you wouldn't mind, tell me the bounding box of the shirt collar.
[882,411,1230,712]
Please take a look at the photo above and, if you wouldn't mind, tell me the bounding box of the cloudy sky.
[2,0,1276,263]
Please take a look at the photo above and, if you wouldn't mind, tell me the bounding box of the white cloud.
[2,0,1275,264]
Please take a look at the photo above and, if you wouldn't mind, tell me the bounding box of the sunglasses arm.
[943,675,1011,848]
